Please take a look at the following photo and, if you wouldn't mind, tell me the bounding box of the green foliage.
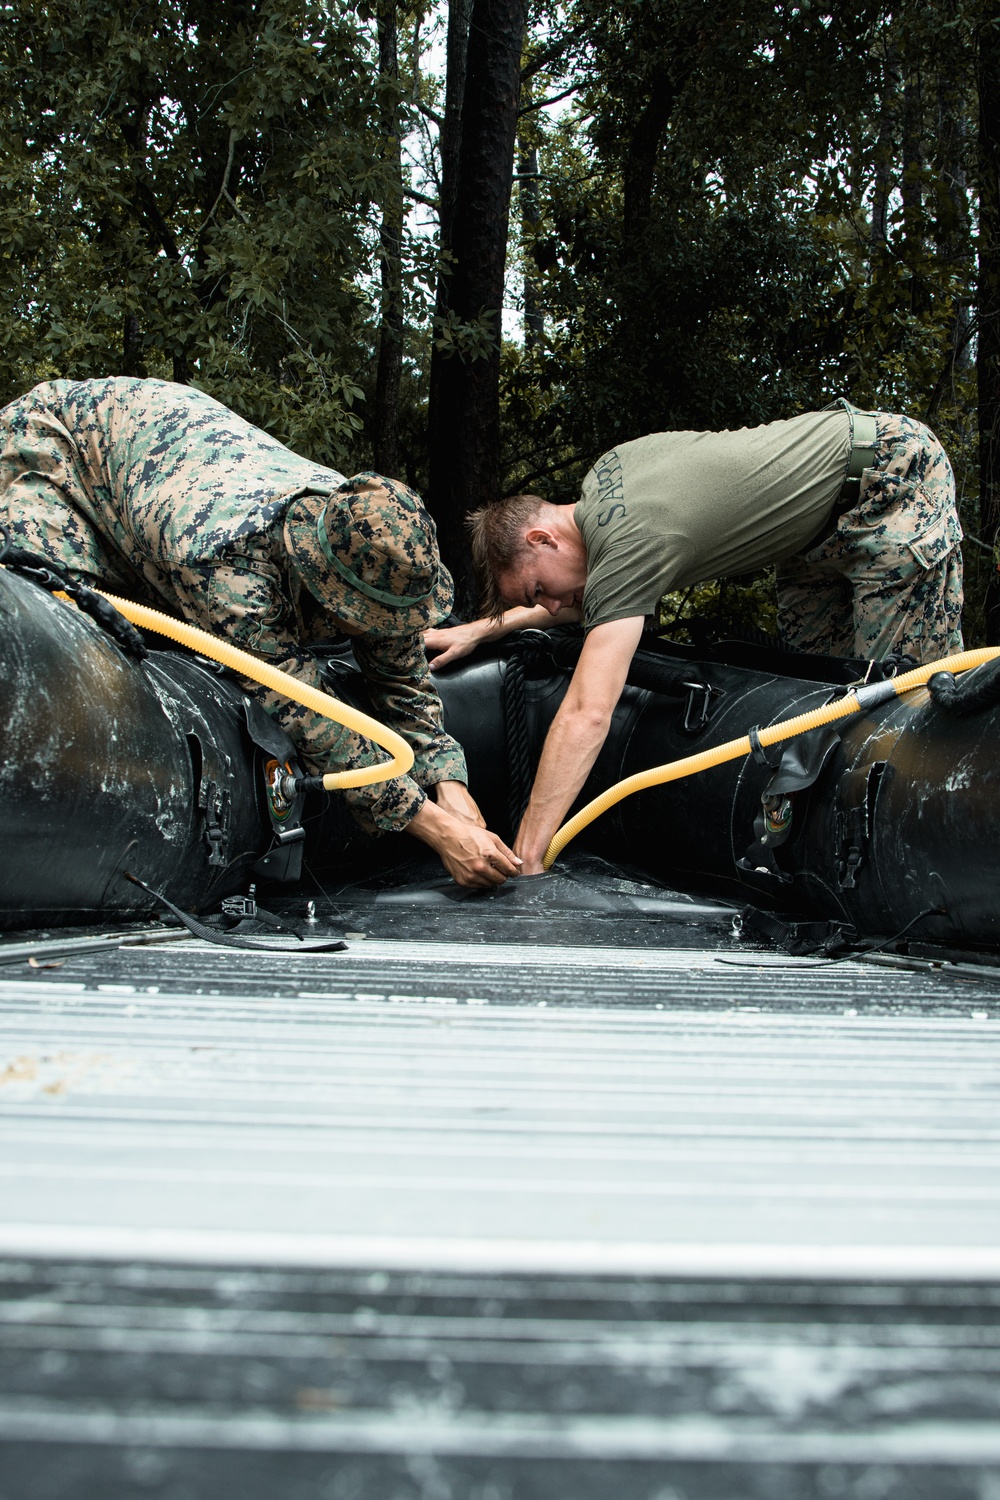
[499,0,985,637]
[0,0,385,466]
[0,0,990,641]
[658,572,780,646]
[432,303,500,361]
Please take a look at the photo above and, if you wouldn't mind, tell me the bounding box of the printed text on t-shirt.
[593,449,626,527]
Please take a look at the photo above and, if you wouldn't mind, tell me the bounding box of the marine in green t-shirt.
[575,409,850,630]
[425,405,964,881]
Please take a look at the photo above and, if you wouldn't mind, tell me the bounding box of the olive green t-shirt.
[574,409,852,630]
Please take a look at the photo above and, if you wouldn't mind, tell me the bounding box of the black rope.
[928,658,1000,717]
[855,904,948,957]
[0,524,147,659]
[503,645,535,835]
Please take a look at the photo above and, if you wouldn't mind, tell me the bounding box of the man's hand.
[424,619,493,670]
[407,797,522,888]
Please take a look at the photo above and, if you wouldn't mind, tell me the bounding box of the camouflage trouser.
[0,380,466,834]
[776,411,964,663]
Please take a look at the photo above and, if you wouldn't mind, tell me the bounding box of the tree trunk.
[901,55,929,316]
[427,0,527,615]
[123,96,193,383]
[373,0,404,476]
[622,68,678,244]
[438,0,474,261]
[425,0,472,590]
[869,40,899,260]
[121,310,147,378]
[978,5,1000,642]
[925,67,973,423]
[901,65,924,244]
[519,140,543,352]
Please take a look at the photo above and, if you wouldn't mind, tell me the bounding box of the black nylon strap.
[123,872,347,953]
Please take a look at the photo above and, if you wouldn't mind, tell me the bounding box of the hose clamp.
[748,725,782,768]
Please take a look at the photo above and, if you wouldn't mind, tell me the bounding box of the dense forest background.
[2,0,999,638]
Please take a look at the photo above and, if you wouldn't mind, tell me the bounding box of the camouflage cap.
[283,473,454,633]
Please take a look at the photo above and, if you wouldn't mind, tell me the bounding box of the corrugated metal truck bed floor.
[2,853,999,1497]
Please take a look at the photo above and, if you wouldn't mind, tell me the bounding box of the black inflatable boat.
[3,563,1000,950]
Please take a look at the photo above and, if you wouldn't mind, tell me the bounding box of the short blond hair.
[467,494,545,619]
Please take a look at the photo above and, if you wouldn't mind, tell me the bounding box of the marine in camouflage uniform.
[0,377,467,835]
[776,406,964,662]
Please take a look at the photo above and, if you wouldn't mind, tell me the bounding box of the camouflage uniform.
[0,377,466,833]
[776,407,964,663]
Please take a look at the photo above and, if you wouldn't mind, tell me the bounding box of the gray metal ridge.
[0,928,192,966]
[2,1398,1000,1463]
[2,943,1000,1283]
[2,1225,1000,1282]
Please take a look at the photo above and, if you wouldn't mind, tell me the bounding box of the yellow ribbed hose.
[542,645,1000,870]
[96,592,414,791]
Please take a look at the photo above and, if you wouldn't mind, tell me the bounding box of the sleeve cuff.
[345,777,426,836]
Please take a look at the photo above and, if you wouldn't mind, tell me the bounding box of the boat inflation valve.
[265,758,300,818]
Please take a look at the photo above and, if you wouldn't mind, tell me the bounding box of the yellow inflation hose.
[96,592,414,791]
[543,646,1000,870]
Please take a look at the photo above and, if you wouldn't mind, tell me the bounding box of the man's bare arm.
[512,616,645,873]
[425,604,582,670]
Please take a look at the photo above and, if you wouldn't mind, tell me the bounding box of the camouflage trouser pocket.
[206,555,289,654]
[905,505,963,570]
[778,412,965,663]
[844,414,962,575]
[839,476,961,579]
